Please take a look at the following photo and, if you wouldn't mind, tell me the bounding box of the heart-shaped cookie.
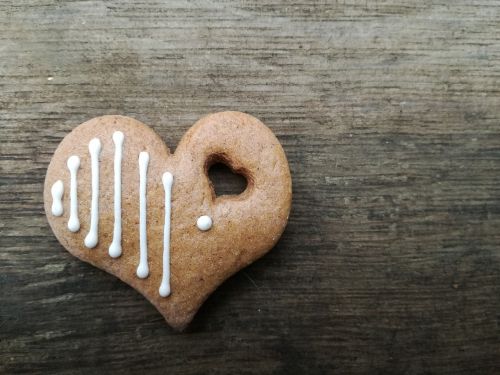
[44,112,292,330]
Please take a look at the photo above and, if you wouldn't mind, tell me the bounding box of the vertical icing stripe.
[67,156,80,232]
[136,151,150,279]
[159,172,174,297]
[51,180,64,216]
[109,131,124,258]
[84,138,102,248]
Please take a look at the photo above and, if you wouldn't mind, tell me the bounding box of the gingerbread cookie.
[44,112,292,330]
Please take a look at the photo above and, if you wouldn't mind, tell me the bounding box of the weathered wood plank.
[1,1,500,373]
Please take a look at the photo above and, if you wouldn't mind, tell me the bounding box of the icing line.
[109,131,124,258]
[51,180,64,216]
[84,138,102,248]
[159,172,174,297]
[67,156,80,232]
[136,151,150,278]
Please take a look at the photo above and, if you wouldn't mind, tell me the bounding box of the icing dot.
[112,130,124,144]
[84,232,98,249]
[108,242,122,259]
[68,217,79,232]
[196,215,213,231]
[136,263,149,279]
[159,283,170,298]
[89,137,102,154]
[67,155,80,170]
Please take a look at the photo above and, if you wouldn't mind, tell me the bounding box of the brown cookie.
[44,111,292,330]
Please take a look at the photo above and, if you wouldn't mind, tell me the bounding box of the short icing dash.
[84,138,102,248]
[159,172,174,297]
[136,151,150,279]
[109,131,124,258]
[67,155,80,232]
[51,180,64,216]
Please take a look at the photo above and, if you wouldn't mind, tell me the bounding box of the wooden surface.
[1,1,500,374]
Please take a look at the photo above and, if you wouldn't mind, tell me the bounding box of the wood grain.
[1,1,500,373]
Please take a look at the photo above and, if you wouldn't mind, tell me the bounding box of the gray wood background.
[1,1,500,374]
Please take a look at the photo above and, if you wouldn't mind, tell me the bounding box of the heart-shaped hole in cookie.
[205,154,250,198]
[208,162,247,197]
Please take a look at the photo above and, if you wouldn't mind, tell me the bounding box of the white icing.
[51,180,64,216]
[84,138,102,248]
[109,131,124,258]
[159,172,173,297]
[136,151,150,278]
[196,215,213,231]
[67,156,80,232]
